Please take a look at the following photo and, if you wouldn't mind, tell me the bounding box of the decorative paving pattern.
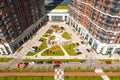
[54,69,64,80]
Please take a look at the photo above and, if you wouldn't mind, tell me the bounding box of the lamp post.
[90,58,93,70]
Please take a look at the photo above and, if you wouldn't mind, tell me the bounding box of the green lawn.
[64,69,94,72]
[64,76,102,80]
[104,69,120,72]
[0,58,13,62]
[109,77,120,80]
[39,37,46,42]
[26,38,47,56]
[45,6,68,10]
[49,35,55,40]
[63,43,77,56]
[51,25,60,31]
[98,59,119,62]
[0,76,54,80]
[23,59,86,63]
[41,45,64,56]
[43,33,51,37]
[0,69,54,72]
[62,32,71,40]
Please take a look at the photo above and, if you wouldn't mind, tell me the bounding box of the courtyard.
[21,22,120,60]
[0,22,119,70]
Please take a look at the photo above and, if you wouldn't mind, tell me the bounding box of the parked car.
[46,61,52,64]
[29,62,35,64]
[53,65,60,68]
[54,61,61,65]
[106,61,112,64]
[77,52,82,55]
[62,62,69,64]
[37,61,43,64]
[86,49,90,52]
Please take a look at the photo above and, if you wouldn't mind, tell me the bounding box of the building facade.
[0,0,47,54]
[68,0,120,54]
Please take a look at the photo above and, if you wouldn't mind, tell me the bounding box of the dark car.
[86,49,90,52]
[46,61,52,64]
[53,65,60,68]
[37,61,43,64]
[77,52,82,55]
[81,41,84,44]
[32,46,38,50]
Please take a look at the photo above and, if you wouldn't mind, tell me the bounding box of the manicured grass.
[45,6,68,10]
[23,59,87,63]
[37,39,47,52]
[98,59,119,62]
[63,43,77,56]
[62,32,71,40]
[104,69,120,72]
[51,25,60,31]
[39,37,46,42]
[64,69,94,72]
[26,38,47,56]
[64,76,102,80]
[109,77,120,80]
[43,33,51,37]
[41,45,64,56]
[49,35,55,40]
[26,52,37,56]
[0,69,54,72]
[0,58,13,62]
[0,76,54,80]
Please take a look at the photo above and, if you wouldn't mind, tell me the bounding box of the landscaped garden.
[42,33,51,37]
[63,43,77,56]
[26,24,75,57]
[23,59,87,63]
[62,32,71,40]
[0,58,13,62]
[41,45,64,56]
[49,35,55,40]
[26,37,47,56]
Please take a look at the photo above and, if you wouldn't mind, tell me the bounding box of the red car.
[106,61,112,64]
[54,61,61,65]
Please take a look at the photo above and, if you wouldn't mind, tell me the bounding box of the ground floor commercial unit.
[68,16,120,55]
[47,10,69,22]
[0,15,48,55]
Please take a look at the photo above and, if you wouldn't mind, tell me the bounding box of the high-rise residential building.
[68,0,120,54]
[0,0,47,54]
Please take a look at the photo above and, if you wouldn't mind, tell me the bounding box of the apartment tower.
[0,0,46,54]
[68,0,120,54]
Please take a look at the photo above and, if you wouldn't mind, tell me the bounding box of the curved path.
[0,72,120,76]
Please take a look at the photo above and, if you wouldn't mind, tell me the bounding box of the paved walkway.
[0,22,120,60]
[0,72,119,76]
[24,22,120,59]
[95,69,110,80]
